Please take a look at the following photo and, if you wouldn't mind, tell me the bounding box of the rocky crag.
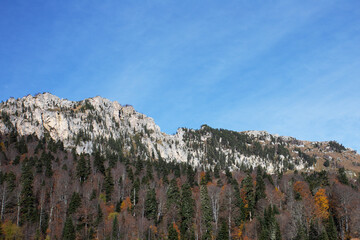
[1,93,359,174]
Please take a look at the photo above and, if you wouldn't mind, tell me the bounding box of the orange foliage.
[200,172,206,181]
[121,197,132,211]
[149,225,158,234]
[232,223,244,240]
[105,204,115,214]
[173,222,181,240]
[314,188,329,219]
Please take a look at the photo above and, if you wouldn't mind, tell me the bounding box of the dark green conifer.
[104,168,114,202]
[62,216,76,240]
[168,223,179,240]
[180,183,194,238]
[111,215,119,240]
[216,220,229,240]
[20,161,37,224]
[144,188,158,220]
[67,192,82,215]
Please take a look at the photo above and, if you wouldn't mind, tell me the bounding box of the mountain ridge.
[0,93,359,174]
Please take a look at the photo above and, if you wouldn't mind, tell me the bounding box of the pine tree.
[168,222,179,240]
[200,184,212,239]
[111,215,119,240]
[167,178,180,208]
[95,204,103,226]
[76,154,90,183]
[145,188,158,220]
[62,216,76,240]
[180,183,194,238]
[294,223,308,240]
[326,215,337,240]
[255,166,266,202]
[216,220,229,240]
[242,173,255,220]
[309,220,319,240]
[20,161,37,224]
[104,168,114,202]
[94,151,105,175]
[337,167,349,185]
[67,192,82,215]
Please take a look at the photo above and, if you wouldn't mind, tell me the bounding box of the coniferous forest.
[0,132,359,240]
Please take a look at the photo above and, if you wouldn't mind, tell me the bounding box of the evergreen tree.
[217,220,229,240]
[325,215,337,240]
[67,192,82,215]
[111,215,119,240]
[167,178,180,208]
[337,167,349,185]
[214,164,220,179]
[294,223,308,240]
[242,173,255,220]
[62,216,76,240]
[180,183,194,238]
[309,220,319,240]
[94,151,105,175]
[76,154,90,183]
[144,188,158,220]
[104,168,114,202]
[319,229,329,240]
[20,161,37,224]
[95,204,103,226]
[200,184,212,239]
[255,166,266,203]
[168,223,179,240]
[258,205,281,240]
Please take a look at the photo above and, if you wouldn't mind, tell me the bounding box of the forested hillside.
[0,132,359,240]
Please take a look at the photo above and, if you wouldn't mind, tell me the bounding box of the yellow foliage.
[0,142,5,152]
[99,193,106,203]
[314,188,329,219]
[1,220,23,240]
[108,211,119,220]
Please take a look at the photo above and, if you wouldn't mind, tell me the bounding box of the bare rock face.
[2,93,357,173]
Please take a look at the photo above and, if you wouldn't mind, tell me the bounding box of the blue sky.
[1,0,360,150]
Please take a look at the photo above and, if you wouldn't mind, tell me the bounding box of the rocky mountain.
[0,93,360,240]
[0,93,359,174]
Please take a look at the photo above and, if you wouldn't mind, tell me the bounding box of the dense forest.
[0,132,359,240]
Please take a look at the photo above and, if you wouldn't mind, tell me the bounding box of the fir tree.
[104,168,114,202]
[242,173,255,220]
[326,215,337,240]
[94,151,105,175]
[144,188,158,220]
[180,183,194,238]
[76,154,90,183]
[111,215,119,240]
[200,184,212,239]
[67,192,82,215]
[167,178,180,208]
[95,204,103,226]
[168,223,179,240]
[217,220,229,240]
[62,216,76,240]
[255,166,266,202]
[20,161,37,224]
